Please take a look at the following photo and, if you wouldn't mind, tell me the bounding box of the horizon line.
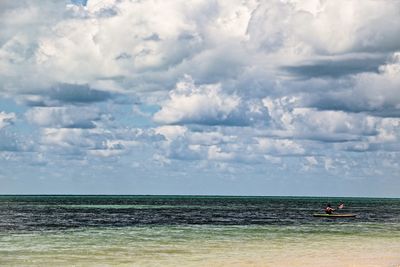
[0,194,399,199]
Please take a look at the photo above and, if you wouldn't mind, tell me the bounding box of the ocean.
[1,196,399,266]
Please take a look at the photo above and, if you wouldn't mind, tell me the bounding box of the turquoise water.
[1,196,399,266]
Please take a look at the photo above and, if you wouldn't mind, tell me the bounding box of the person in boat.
[325,203,335,214]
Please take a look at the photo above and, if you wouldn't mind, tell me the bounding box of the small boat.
[313,213,356,218]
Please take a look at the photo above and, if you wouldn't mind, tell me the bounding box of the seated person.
[325,203,335,214]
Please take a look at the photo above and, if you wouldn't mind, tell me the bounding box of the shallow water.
[1,196,399,266]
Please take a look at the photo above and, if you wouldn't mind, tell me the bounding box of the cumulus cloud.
[152,124,302,163]
[263,97,380,141]
[1,0,400,185]
[255,137,305,156]
[307,53,400,116]
[40,128,94,149]
[0,111,16,129]
[2,0,400,105]
[248,0,400,55]
[154,125,187,141]
[153,76,268,126]
[346,54,400,116]
[36,126,164,160]
[26,106,101,128]
[153,76,240,125]
[87,139,140,157]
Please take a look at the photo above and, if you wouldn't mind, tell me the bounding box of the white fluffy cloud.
[302,53,400,116]
[26,106,101,128]
[154,76,241,125]
[2,0,400,101]
[1,0,400,187]
[346,53,400,115]
[263,97,380,141]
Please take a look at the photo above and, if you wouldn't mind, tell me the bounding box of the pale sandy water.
[1,196,399,266]
[1,225,400,266]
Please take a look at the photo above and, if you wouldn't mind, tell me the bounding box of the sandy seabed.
[202,240,400,267]
[3,233,400,267]
[145,236,399,267]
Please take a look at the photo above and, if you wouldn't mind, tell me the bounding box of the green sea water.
[1,196,399,266]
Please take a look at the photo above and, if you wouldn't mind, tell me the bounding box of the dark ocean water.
[1,195,399,231]
[1,196,400,266]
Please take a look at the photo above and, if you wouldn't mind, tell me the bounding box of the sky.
[0,0,399,196]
